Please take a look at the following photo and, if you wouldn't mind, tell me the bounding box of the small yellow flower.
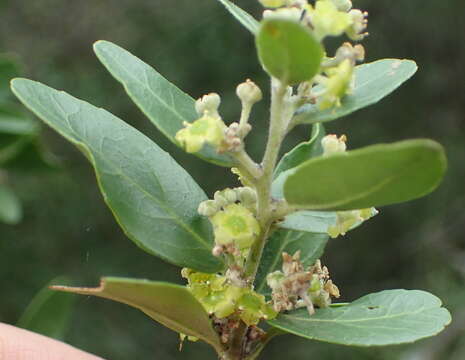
[175,114,225,153]
[318,59,354,110]
[259,0,286,8]
[327,208,378,238]
[309,0,352,40]
[211,204,260,249]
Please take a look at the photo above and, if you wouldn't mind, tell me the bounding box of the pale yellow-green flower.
[211,204,260,249]
[175,114,225,153]
[307,0,352,40]
[259,0,286,8]
[318,58,354,110]
[327,208,379,238]
[321,134,347,155]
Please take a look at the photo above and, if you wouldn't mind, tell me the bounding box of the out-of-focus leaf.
[52,277,222,351]
[0,56,21,101]
[17,277,76,340]
[282,139,447,211]
[268,289,451,346]
[255,229,328,295]
[0,105,39,136]
[0,184,22,225]
[293,59,418,124]
[256,19,324,85]
[93,40,233,167]
[217,0,259,34]
[2,139,60,172]
[11,78,223,272]
[274,123,325,179]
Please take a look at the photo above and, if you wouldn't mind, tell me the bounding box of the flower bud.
[263,7,301,22]
[236,79,263,105]
[237,187,257,205]
[346,9,368,41]
[322,134,347,156]
[198,200,220,217]
[214,191,230,208]
[223,188,238,203]
[212,245,224,257]
[330,0,352,12]
[334,42,365,64]
[195,93,221,116]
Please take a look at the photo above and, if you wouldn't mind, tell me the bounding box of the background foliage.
[0,0,464,359]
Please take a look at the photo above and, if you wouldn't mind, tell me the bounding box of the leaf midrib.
[42,89,212,251]
[281,304,440,324]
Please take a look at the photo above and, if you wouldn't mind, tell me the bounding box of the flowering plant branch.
[10,1,450,359]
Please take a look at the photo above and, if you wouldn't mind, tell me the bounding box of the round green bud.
[236,79,263,105]
[321,134,347,155]
[195,93,221,116]
[198,200,219,217]
[237,187,257,205]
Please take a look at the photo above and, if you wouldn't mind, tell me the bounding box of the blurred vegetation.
[0,0,464,359]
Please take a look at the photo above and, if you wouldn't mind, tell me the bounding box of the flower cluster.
[182,269,277,328]
[175,80,262,155]
[266,251,340,315]
[260,0,368,111]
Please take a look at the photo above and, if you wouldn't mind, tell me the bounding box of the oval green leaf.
[268,289,451,346]
[255,229,328,295]
[17,277,76,340]
[52,277,222,352]
[283,139,447,211]
[217,0,259,34]
[11,78,223,272]
[274,123,325,179]
[0,184,22,225]
[293,59,418,124]
[256,19,324,85]
[93,40,233,167]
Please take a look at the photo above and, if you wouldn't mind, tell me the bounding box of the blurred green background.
[1,0,464,359]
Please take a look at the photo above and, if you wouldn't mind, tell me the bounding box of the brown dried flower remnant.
[266,251,340,315]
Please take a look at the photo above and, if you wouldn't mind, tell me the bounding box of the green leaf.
[93,40,232,167]
[255,229,328,295]
[52,277,222,351]
[268,289,451,346]
[282,139,447,211]
[0,184,22,225]
[11,78,223,272]
[217,0,259,34]
[293,59,418,124]
[274,123,325,179]
[17,277,76,340]
[256,19,324,85]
